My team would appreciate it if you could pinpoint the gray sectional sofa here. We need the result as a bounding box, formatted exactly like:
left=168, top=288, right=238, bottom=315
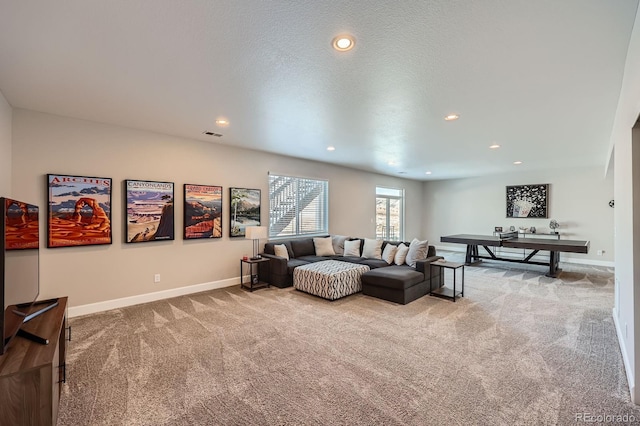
left=260, top=236, right=444, bottom=304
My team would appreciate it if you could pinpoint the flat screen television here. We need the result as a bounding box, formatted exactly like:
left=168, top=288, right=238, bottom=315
left=0, top=197, right=56, bottom=355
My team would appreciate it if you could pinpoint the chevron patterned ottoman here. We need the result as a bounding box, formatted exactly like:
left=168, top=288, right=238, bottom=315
left=293, top=260, right=370, bottom=300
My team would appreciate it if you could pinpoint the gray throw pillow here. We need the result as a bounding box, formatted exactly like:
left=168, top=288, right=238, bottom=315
left=332, top=235, right=349, bottom=255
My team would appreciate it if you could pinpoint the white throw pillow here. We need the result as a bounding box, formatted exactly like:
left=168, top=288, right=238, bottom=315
left=406, top=238, right=429, bottom=267
left=343, top=239, right=361, bottom=257
left=274, top=244, right=289, bottom=260
left=313, top=237, right=336, bottom=256
left=394, top=243, right=409, bottom=265
left=382, top=244, right=397, bottom=264
left=331, top=235, right=349, bottom=255
left=362, top=238, right=383, bottom=259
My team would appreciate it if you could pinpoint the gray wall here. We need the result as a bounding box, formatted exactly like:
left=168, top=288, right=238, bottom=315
left=0, top=90, right=11, bottom=196
left=423, top=167, right=614, bottom=264
left=611, top=1, right=640, bottom=404
left=11, top=109, right=424, bottom=309
left=610, top=4, right=640, bottom=404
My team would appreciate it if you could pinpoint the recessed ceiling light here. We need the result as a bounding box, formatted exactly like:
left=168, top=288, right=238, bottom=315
left=332, top=35, right=355, bottom=51
left=387, top=161, right=397, bottom=166
left=425, top=171, right=432, bottom=175
left=327, top=146, right=336, bottom=151
left=513, top=161, right=523, bottom=165
left=489, top=144, right=501, bottom=149
left=215, top=119, right=229, bottom=126
left=444, top=114, right=459, bottom=121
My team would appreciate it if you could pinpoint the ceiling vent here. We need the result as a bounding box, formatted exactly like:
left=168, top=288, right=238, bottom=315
left=203, top=131, right=223, bottom=137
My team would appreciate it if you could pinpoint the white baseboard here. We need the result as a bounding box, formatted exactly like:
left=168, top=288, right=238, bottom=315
left=435, top=245, right=615, bottom=267
left=612, top=307, right=635, bottom=403
left=68, top=276, right=243, bottom=318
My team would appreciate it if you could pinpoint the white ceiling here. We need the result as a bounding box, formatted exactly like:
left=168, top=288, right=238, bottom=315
left=0, top=1, right=637, bottom=180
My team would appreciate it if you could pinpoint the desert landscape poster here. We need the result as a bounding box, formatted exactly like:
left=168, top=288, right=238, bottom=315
left=125, top=180, right=174, bottom=243
left=4, top=198, right=39, bottom=250
left=184, top=184, right=222, bottom=239
left=47, top=174, right=112, bottom=248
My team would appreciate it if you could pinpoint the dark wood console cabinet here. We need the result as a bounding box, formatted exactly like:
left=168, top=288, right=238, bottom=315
left=0, top=296, right=68, bottom=426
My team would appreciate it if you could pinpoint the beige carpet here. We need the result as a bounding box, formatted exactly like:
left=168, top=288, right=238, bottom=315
left=58, top=255, right=640, bottom=425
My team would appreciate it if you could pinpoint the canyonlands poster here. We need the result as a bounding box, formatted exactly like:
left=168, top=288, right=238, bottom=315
left=126, top=180, right=174, bottom=243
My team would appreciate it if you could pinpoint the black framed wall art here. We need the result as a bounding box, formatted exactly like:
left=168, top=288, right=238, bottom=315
left=229, top=187, right=261, bottom=237
left=506, top=184, right=549, bottom=218
left=125, top=179, right=174, bottom=243
left=184, top=184, right=223, bottom=239
left=47, top=174, right=112, bottom=248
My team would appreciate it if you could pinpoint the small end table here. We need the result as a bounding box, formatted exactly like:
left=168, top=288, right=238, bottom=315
left=240, top=257, right=270, bottom=291
left=430, top=260, right=465, bottom=302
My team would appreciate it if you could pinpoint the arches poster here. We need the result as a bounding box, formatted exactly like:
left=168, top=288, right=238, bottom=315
left=47, top=174, right=112, bottom=247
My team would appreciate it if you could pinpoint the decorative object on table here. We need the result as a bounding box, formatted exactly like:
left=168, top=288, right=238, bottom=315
left=229, top=188, right=261, bottom=237
left=47, top=174, right=112, bottom=248
left=549, top=219, right=560, bottom=234
left=519, top=227, right=528, bottom=233
left=125, top=180, right=174, bottom=243
left=183, top=184, right=222, bottom=239
left=609, top=200, right=615, bottom=208
left=245, top=226, right=267, bottom=260
left=494, top=226, right=503, bottom=232
left=530, top=226, right=536, bottom=233
left=509, top=225, right=515, bottom=231
left=506, top=184, right=549, bottom=218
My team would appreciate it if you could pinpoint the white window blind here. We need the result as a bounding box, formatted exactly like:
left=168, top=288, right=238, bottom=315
left=269, top=174, right=328, bottom=238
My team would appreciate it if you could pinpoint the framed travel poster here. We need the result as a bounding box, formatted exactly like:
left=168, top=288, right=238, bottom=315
left=125, top=180, right=174, bottom=243
left=184, top=184, right=223, bottom=239
left=47, top=174, right=112, bottom=248
left=3, top=197, right=39, bottom=250
left=229, top=187, right=261, bottom=237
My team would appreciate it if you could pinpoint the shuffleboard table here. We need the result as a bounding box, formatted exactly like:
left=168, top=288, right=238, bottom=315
left=440, top=232, right=589, bottom=277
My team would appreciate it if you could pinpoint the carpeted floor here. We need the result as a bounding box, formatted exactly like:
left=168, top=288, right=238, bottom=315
left=58, top=254, right=640, bottom=425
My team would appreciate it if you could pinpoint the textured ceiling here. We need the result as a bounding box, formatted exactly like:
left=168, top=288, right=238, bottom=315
left=0, top=0, right=637, bottom=180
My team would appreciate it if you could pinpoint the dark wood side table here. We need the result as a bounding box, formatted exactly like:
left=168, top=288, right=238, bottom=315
left=240, top=258, right=270, bottom=291
left=430, top=260, right=465, bottom=302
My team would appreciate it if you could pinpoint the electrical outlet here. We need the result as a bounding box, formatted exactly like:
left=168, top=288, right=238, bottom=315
left=154, top=274, right=161, bottom=283
left=597, top=250, right=604, bottom=256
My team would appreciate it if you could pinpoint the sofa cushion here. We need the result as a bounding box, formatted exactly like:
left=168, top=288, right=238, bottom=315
left=332, top=235, right=349, bottom=255
left=344, top=239, right=361, bottom=257
left=362, top=238, right=383, bottom=259
left=274, top=244, right=290, bottom=260
left=406, top=238, right=429, bottom=267
left=362, top=265, right=424, bottom=290
left=313, top=236, right=335, bottom=256
left=291, top=238, right=315, bottom=257
left=297, top=255, right=331, bottom=263
left=359, top=258, right=391, bottom=269
left=287, top=259, right=311, bottom=275
left=337, top=256, right=366, bottom=264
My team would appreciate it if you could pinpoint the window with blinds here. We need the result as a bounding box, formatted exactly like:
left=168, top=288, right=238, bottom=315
left=269, top=174, right=328, bottom=238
